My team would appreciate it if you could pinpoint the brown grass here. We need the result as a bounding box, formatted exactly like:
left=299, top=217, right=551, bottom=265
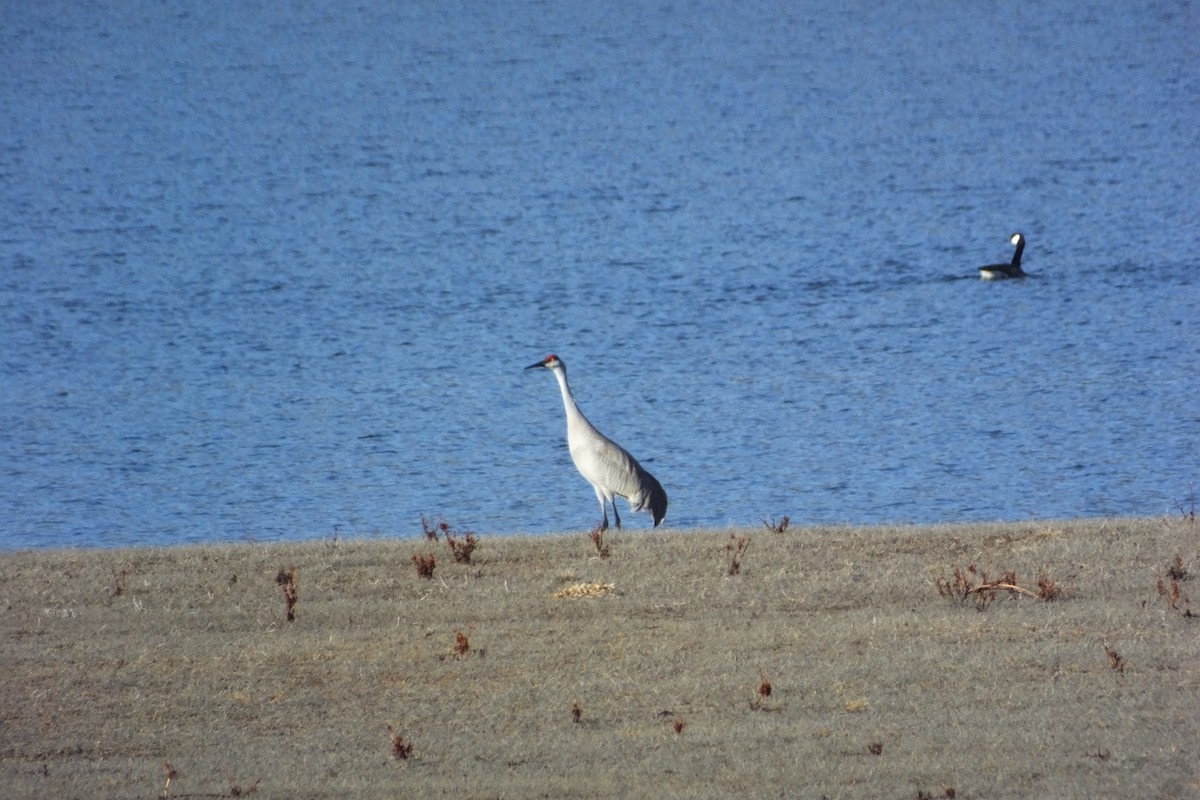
left=2, top=518, right=1197, bottom=799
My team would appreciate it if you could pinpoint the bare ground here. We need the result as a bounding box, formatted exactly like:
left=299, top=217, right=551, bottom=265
left=2, top=517, right=1198, bottom=799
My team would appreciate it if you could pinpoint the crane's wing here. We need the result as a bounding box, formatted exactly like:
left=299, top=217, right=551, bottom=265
left=571, top=434, right=668, bottom=526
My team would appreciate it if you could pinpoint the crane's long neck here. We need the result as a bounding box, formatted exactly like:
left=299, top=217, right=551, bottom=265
left=551, top=366, right=594, bottom=434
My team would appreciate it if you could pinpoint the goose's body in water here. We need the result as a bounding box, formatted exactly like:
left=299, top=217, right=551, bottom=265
left=979, top=233, right=1027, bottom=279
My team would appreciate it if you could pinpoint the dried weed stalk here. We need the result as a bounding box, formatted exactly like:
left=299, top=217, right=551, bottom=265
left=423, top=514, right=478, bottom=562
left=411, top=553, right=436, bottom=580
left=1174, top=482, right=1196, bottom=523
left=1166, top=554, right=1189, bottom=581
left=726, top=534, right=750, bottom=575
left=160, top=761, right=177, bottom=799
left=935, top=562, right=1060, bottom=611
left=1036, top=573, right=1068, bottom=601
left=420, top=513, right=447, bottom=541
left=750, top=668, right=773, bottom=710
left=571, top=701, right=583, bottom=723
left=917, top=788, right=957, bottom=800
left=1104, top=645, right=1126, bottom=675
left=935, top=562, right=978, bottom=601
left=763, top=515, right=790, bottom=534
left=453, top=629, right=470, bottom=659
left=110, top=566, right=128, bottom=597
left=673, top=718, right=686, bottom=734
left=386, top=724, right=414, bottom=759
left=445, top=528, right=478, bottom=564
left=1156, top=573, right=1195, bottom=618
left=229, top=777, right=260, bottom=796
left=275, top=566, right=298, bottom=622
left=587, top=526, right=611, bottom=558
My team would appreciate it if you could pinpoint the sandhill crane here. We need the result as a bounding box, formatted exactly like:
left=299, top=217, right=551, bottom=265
left=525, top=354, right=668, bottom=530
left=979, top=232, right=1027, bottom=279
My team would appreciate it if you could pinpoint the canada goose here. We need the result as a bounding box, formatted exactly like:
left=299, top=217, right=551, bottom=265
left=979, top=233, right=1027, bottom=279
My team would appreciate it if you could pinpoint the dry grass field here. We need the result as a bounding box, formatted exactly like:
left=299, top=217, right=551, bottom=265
left=2, top=517, right=1198, bottom=799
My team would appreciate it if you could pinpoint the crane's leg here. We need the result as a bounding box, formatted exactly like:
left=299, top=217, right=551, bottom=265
left=593, top=487, right=610, bottom=531
left=611, top=501, right=622, bottom=530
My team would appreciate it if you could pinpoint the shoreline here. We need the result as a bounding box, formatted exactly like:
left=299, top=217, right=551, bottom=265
left=3, top=517, right=1197, bottom=798
left=0, top=513, right=1155, bottom=555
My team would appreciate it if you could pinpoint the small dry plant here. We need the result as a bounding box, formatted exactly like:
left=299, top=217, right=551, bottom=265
left=1156, top=572, right=1194, bottom=618
left=935, top=562, right=1062, bottom=610
left=1104, top=645, right=1126, bottom=675
left=587, top=526, right=611, bottom=559
left=917, top=788, right=957, bottom=800
left=672, top=717, right=685, bottom=735
left=749, top=668, right=774, bottom=710
left=326, top=524, right=341, bottom=546
left=726, top=534, right=750, bottom=575
left=935, top=563, right=979, bottom=602
left=1173, top=482, right=1196, bottom=524
left=445, top=527, right=478, bottom=564
left=386, top=724, right=414, bottom=759
left=1166, top=554, right=1189, bottom=581
left=228, top=777, right=260, bottom=796
left=160, top=761, right=178, bottom=799
left=444, top=627, right=485, bottom=659
left=453, top=629, right=470, bottom=658
left=1036, top=572, right=1068, bottom=601
left=420, top=514, right=446, bottom=541
left=110, top=566, right=128, bottom=597
left=763, top=515, right=790, bottom=533
left=275, top=566, right=298, bottom=622
left=1156, top=554, right=1194, bottom=617
left=423, top=514, right=478, bottom=563
left=411, top=552, right=436, bottom=580
left=571, top=701, right=582, bottom=723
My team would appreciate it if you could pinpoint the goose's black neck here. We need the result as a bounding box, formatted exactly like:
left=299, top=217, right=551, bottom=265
left=1011, top=236, right=1025, bottom=267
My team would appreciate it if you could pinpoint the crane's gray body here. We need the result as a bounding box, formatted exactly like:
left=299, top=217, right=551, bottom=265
left=528, top=355, right=668, bottom=530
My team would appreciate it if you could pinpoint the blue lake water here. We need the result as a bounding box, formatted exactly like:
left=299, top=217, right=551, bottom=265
left=2, top=1, right=1197, bottom=549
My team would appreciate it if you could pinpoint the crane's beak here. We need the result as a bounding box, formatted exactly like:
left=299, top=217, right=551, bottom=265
left=525, top=359, right=547, bottom=371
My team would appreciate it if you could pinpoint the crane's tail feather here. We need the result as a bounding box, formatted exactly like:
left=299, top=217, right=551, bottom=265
left=631, top=464, right=668, bottom=527
left=648, top=476, right=668, bottom=526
